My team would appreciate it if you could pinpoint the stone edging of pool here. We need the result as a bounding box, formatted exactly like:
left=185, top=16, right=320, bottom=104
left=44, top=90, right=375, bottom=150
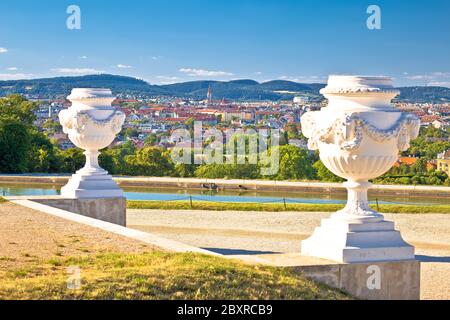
left=1, top=175, right=449, bottom=197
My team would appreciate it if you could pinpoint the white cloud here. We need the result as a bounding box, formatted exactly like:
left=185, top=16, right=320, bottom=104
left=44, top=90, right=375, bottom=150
left=6, top=67, right=18, bottom=71
left=0, top=47, right=7, bottom=53
left=79, top=55, right=88, bottom=59
left=404, top=75, right=426, bottom=80
left=255, top=71, right=262, bottom=75
left=403, top=72, right=450, bottom=87
left=431, top=72, right=450, bottom=77
left=116, top=64, right=132, bottom=69
left=51, top=68, right=104, bottom=74
left=279, top=75, right=326, bottom=83
left=179, top=68, right=234, bottom=77
left=157, top=75, right=179, bottom=80
left=0, top=73, right=33, bottom=80
left=156, top=75, right=180, bottom=84
left=429, top=81, right=450, bottom=88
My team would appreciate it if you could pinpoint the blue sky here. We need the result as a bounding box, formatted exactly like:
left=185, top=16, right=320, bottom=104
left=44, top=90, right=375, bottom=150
left=0, top=0, right=449, bottom=87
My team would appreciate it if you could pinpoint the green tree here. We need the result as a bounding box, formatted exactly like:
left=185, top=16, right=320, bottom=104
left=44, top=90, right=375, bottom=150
left=42, top=119, right=62, bottom=135
left=313, top=160, right=344, bottom=182
left=98, top=152, right=115, bottom=174
left=405, top=127, right=450, bottom=160
left=195, top=164, right=229, bottom=179
left=58, top=148, right=85, bottom=173
left=144, top=133, right=158, bottom=146
left=100, top=141, right=136, bottom=174
left=423, top=126, right=448, bottom=139
left=27, top=131, right=60, bottom=173
left=0, top=95, right=38, bottom=173
left=274, top=145, right=316, bottom=180
left=0, top=94, right=37, bottom=124
left=125, top=147, right=173, bottom=176
left=174, top=163, right=196, bottom=177
left=171, top=149, right=197, bottom=177
left=122, top=127, right=139, bottom=138
left=0, top=122, right=31, bottom=173
left=410, top=157, right=427, bottom=174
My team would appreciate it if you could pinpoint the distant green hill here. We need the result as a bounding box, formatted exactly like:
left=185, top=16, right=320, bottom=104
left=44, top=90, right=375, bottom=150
left=160, top=79, right=316, bottom=100
left=259, top=80, right=324, bottom=92
left=396, top=86, right=450, bottom=103
left=0, top=74, right=169, bottom=98
left=1, top=74, right=449, bottom=103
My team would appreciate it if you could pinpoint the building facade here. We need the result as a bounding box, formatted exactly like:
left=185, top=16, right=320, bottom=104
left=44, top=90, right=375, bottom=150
left=437, top=150, right=450, bottom=176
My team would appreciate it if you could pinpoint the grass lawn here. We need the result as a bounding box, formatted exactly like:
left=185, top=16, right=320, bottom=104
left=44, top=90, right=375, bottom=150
left=127, top=200, right=450, bottom=214
left=0, top=251, right=350, bottom=300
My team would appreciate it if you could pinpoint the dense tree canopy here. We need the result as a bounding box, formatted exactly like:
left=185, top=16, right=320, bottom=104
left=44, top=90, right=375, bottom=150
left=0, top=94, right=37, bottom=124
left=405, top=127, right=450, bottom=159
left=0, top=122, right=31, bottom=173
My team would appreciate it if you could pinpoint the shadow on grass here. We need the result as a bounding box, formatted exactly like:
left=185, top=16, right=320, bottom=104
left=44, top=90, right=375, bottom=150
left=415, top=255, right=450, bottom=263
left=203, top=248, right=281, bottom=256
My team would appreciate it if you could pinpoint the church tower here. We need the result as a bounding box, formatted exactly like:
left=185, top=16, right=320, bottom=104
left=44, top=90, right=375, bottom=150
left=207, top=85, right=212, bottom=105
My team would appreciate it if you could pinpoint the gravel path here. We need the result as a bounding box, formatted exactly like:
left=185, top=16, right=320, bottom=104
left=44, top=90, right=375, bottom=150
left=128, top=209, right=450, bottom=300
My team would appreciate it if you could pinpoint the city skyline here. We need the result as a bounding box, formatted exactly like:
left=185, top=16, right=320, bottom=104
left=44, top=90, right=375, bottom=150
left=0, top=0, right=449, bottom=87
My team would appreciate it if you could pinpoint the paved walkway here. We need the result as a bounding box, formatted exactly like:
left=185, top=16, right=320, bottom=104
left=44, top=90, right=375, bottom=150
left=128, top=209, right=450, bottom=300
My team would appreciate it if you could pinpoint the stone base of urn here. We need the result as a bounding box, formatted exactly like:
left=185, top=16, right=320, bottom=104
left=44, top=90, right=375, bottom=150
left=301, top=259, right=420, bottom=300
left=34, top=196, right=126, bottom=226
left=60, top=171, right=124, bottom=199
left=301, top=181, right=415, bottom=263
left=301, top=217, right=415, bottom=263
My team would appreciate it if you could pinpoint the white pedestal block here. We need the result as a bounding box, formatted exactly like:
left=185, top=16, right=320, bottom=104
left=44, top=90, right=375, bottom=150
left=61, top=172, right=123, bottom=199
left=301, top=217, right=415, bottom=263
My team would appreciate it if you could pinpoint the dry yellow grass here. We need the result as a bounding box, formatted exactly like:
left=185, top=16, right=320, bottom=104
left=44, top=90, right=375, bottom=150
left=0, top=252, right=350, bottom=300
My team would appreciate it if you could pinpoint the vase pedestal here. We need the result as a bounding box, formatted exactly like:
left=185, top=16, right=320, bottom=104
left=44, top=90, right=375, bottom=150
left=301, top=217, right=415, bottom=263
left=60, top=172, right=123, bottom=199
left=60, top=150, right=123, bottom=199
left=59, top=171, right=125, bottom=226
left=301, top=181, right=414, bottom=263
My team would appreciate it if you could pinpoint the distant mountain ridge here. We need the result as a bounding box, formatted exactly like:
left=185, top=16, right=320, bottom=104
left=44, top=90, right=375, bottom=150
left=0, top=74, right=169, bottom=98
left=1, top=74, right=449, bottom=103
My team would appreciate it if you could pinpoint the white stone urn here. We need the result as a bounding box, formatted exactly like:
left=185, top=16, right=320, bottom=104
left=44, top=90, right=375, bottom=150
left=301, top=76, right=420, bottom=263
left=58, top=88, right=125, bottom=198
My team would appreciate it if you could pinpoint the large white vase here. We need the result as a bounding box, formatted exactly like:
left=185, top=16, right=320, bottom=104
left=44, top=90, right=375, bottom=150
left=58, top=88, right=125, bottom=198
left=301, top=76, right=420, bottom=263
